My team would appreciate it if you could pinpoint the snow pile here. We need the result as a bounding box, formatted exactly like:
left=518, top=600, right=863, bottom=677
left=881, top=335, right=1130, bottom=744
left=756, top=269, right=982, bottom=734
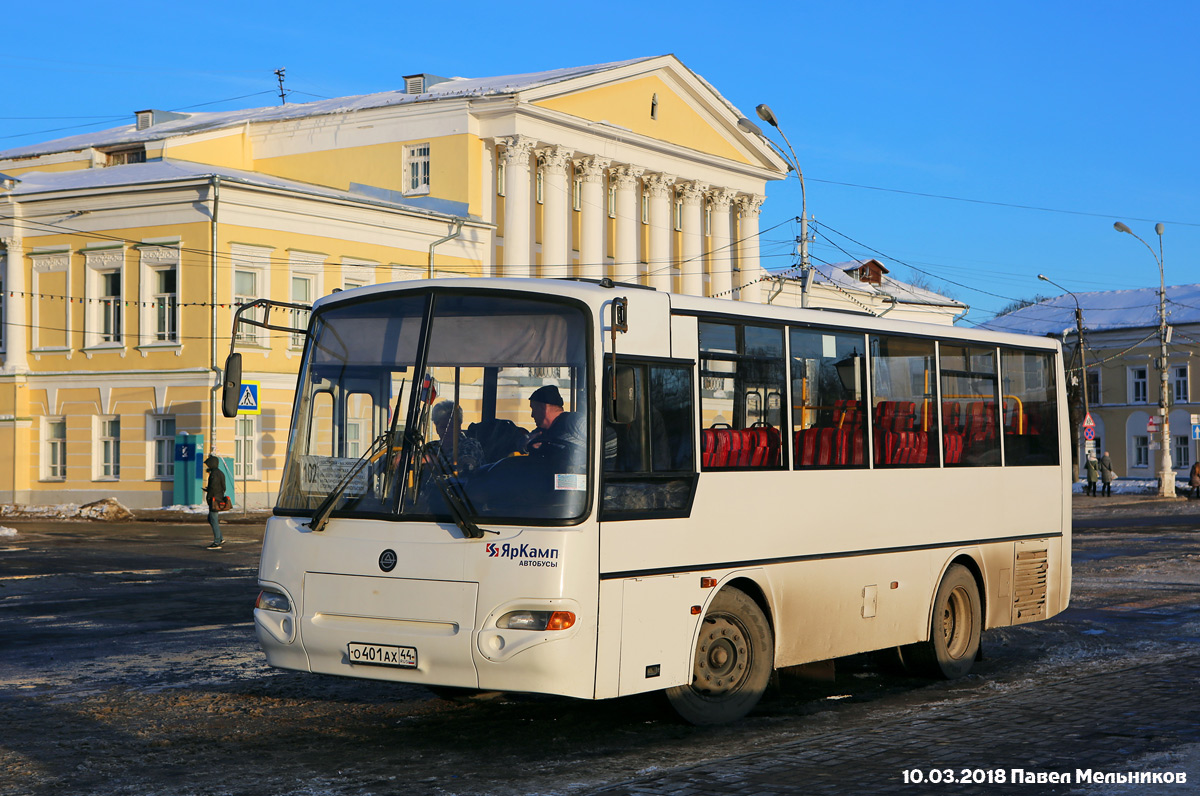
left=1072, top=478, right=1188, bottom=495
left=0, top=498, right=135, bottom=521
left=0, top=526, right=16, bottom=537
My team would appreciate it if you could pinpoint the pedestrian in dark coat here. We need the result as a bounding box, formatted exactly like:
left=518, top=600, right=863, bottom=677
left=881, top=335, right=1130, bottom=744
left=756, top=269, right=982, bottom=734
left=205, top=455, right=226, bottom=549
left=1189, top=461, right=1200, bottom=499
left=1099, top=451, right=1115, bottom=497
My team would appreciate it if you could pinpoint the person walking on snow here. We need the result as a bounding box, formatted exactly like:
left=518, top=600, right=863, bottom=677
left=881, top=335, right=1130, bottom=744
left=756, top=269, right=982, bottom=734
left=205, top=455, right=226, bottom=549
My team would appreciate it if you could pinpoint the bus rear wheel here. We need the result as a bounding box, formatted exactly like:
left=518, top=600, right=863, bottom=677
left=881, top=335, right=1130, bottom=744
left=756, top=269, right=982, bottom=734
left=903, top=563, right=981, bottom=679
left=666, top=587, right=773, bottom=725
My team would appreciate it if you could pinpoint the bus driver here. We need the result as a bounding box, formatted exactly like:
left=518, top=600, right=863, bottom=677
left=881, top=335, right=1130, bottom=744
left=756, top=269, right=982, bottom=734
left=526, top=385, right=585, bottom=464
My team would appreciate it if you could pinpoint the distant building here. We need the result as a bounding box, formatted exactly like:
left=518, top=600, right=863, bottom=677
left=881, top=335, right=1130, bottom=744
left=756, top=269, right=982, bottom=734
left=978, top=285, right=1200, bottom=480
left=0, top=56, right=961, bottom=508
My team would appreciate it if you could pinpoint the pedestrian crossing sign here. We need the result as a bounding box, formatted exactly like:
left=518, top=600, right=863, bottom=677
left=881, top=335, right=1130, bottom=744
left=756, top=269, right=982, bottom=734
left=238, top=381, right=260, bottom=415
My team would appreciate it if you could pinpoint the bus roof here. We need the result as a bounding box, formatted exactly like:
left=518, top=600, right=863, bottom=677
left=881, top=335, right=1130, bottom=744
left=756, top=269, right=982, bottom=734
left=314, top=278, right=1062, bottom=353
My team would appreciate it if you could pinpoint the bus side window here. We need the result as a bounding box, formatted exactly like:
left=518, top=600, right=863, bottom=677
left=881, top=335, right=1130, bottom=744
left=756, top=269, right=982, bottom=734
left=699, top=321, right=785, bottom=470
left=1000, top=348, right=1060, bottom=466
left=870, top=335, right=939, bottom=468
left=601, top=362, right=696, bottom=519
left=789, top=327, right=868, bottom=469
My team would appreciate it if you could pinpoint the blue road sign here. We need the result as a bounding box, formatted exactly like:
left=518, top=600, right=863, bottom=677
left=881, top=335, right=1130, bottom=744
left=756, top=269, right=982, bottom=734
left=1192, top=424, right=1200, bottom=441
left=238, top=381, right=260, bottom=415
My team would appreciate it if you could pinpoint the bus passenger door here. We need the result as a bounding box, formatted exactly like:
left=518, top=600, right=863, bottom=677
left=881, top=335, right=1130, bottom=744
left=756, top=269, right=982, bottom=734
left=618, top=574, right=696, bottom=696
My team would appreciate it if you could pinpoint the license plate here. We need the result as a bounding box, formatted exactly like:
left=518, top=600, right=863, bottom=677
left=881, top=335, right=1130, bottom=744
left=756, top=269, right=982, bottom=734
left=347, top=642, right=417, bottom=668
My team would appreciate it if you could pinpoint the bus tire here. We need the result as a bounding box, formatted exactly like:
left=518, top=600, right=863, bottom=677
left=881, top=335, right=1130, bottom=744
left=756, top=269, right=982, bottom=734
left=905, top=563, right=981, bottom=679
left=666, top=587, right=773, bottom=725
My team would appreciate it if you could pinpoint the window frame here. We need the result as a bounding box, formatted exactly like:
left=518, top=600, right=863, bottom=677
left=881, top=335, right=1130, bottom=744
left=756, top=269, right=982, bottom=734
left=42, top=417, right=67, bottom=481
left=235, top=414, right=260, bottom=481
left=1130, top=367, right=1149, bottom=404
left=83, top=246, right=125, bottom=349
left=231, top=244, right=273, bottom=347
left=600, top=356, right=698, bottom=521
left=1173, top=364, right=1189, bottom=404
left=404, top=142, right=431, bottom=196
left=95, top=415, right=121, bottom=480
left=150, top=415, right=176, bottom=480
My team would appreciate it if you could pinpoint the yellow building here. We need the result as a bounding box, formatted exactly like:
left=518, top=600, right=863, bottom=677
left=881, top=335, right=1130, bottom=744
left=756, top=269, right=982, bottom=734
left=0, top=55, right=806, bottom=508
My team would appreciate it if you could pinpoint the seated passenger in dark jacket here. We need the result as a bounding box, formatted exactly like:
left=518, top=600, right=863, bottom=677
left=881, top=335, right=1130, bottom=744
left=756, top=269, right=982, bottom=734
left=526, top=385, right=585, bottom=468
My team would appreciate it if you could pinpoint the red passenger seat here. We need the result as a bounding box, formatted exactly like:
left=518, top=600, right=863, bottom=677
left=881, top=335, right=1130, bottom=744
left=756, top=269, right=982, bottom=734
left=703, top=426, right=780, bottom=469
left=943, top=432, right=964, bottom=464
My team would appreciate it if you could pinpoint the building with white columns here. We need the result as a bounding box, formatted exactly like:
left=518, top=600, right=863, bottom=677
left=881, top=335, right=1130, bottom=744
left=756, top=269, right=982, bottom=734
left=0, top=55, right=963, bottom=509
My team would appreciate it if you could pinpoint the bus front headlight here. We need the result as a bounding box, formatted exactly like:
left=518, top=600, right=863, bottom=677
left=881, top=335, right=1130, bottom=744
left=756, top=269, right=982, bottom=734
left=496, top=610, right=576, bottom=631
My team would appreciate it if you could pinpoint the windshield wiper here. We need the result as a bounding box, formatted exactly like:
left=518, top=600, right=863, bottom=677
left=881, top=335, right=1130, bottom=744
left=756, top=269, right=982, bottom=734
left=424, top=448, right=494, bottom=539
left=305, top=431, right=391, bottom=533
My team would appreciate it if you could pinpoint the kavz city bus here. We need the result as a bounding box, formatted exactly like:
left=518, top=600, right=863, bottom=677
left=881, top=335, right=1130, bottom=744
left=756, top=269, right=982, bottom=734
left=224, top=277, right=1070, bottom=724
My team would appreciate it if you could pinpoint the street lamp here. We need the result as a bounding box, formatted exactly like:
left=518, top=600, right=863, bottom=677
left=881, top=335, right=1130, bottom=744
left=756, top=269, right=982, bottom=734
left=1114, top=221, right=1173, bottom=497
left=737, top=106, right=811, bottom=307
left=1038, top=274, right=1090, bottom=469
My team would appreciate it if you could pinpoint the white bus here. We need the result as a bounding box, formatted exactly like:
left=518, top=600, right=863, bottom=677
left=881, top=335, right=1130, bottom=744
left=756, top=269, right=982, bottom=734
left=227, top=277, right=1070, bottom=725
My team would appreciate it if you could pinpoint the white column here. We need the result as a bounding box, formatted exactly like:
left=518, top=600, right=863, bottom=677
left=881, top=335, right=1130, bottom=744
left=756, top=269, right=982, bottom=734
left=500, top=135, right=537, bottom=279
left=643, top=173, right=676, bottom=292
left=736, top=194, right=765, bottom=303
left=537, top=146, right=571, bottom=279
left=708, top=188, right=736, bottom=298
left=611, top=165, right=643, bottom=283
left=679, top=181, right=707, bottom=297
left=576, top=156, right=609, bottom=280
left=0, top=235, right=28, bottom=373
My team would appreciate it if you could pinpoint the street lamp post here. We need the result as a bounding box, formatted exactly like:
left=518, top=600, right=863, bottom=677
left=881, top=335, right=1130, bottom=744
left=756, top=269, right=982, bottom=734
left=1038, top=274, right=1089, bottom=470
left=1114, top=221, right=1173, bottom=497
left=737, top=107, right=810, bottom=307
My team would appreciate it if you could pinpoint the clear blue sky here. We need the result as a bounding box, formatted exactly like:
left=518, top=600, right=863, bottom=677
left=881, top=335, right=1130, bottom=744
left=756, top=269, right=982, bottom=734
left=3, top=0, right=1197, bottom=326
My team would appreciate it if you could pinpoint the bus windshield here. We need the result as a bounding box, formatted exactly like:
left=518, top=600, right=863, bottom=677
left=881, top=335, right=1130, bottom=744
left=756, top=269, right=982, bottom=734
left=276, top=290, right=591, bottom=524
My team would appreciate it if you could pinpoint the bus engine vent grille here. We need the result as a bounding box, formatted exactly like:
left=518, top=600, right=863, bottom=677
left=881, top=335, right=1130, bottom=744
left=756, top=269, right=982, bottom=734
left=1013, top=548, right=1048, bottom=624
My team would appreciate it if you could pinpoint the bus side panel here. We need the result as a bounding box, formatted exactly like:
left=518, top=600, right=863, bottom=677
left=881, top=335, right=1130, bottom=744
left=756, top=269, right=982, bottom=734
left=612, top=573, right=703, bottom=697
left=770, top=552, right=936, bottom=667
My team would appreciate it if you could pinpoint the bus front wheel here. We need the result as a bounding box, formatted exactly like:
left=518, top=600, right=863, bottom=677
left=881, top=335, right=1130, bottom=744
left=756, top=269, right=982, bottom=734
left=903, top=563, right=981, bottom=679
left=666, top=587, right=773, bottom=725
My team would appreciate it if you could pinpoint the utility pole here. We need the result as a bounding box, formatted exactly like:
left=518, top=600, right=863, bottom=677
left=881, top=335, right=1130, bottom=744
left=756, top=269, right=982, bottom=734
left=1114, top=221, right=1172, bottom=497
left=275, top=68, right=287, bottom=105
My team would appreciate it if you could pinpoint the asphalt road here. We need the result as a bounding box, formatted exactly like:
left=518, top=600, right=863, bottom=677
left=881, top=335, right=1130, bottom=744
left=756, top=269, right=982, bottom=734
left=1, top=499, right=1198, bottom=795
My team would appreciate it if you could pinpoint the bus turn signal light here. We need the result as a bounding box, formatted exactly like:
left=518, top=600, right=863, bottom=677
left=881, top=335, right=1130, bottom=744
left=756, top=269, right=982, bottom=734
left=700, top=577, right=717, bottom=588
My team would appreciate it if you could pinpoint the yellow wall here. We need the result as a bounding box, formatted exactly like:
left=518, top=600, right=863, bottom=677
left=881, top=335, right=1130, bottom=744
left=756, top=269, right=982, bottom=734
left=253, top=134, right=479, bottom=209
left=535, top=75, right=751, bottom=164
left=166, top=130, right=253, bottom=172
left=2, top=159, right=91, bottom=177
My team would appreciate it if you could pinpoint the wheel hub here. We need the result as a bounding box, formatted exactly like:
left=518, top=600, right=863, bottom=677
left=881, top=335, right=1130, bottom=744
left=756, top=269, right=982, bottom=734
left=694, top=616, right=748, bottom=694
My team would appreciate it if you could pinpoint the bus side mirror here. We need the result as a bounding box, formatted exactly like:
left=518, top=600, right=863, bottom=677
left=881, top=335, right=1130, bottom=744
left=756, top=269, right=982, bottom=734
left=221, top=353, right=243, bottom=418
left=608, top=365, right=636, bottom=424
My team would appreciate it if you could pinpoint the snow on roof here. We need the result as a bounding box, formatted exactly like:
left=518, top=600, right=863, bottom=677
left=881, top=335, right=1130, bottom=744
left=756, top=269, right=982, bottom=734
left=800, top=259, right=964, bottom=308
left=0, top=57, right=660, bottom=160
left=976, top=284, right=1200, bottom=337
left=7, top=158, right=464, bottom=219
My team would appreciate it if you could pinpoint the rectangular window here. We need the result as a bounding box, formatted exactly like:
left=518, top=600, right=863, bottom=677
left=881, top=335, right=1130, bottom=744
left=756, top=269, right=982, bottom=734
left=1131, top=367, right=1148, bottom=403
left=699, top=321, right=785, bottom=470
left=601, top=361, right=696, bottom=519
left=235, top=415, right=256, bottom=479
left=1175, top=435, right=1190, bottom=469
left=153, top=416, right=175, bottom=479
left=234, top=269, right=259, bottom=343
left=45, top=418, right=66, bottom=480
left=789, top=327, right=868, bottom=468
left=535, top=168, right=544, bottom=204
left=1000, top=349, right=1061, bottom=466
left=290, top=275, right=312, bottom=348
left=940, top=344, right=1000, bottom=467
left=100, top=271, right=122, bottom=343
left=1086, top=369, right=1100, bottom=406
left=673, top=196, right=683, bottom=231
left=405, top=143, right=430, bottom=194
left=1134, top=435, right=1149, bottom=467
left=1174, top=365, right=1189, bottom=404
left=870, top=335, right=939, bottom=467
left=153, top=268, right=178, bottom=342
left=640, top=191, right=649, bottom=224
left=607, top=183, right=616, bottom=218
left=98, top=416, right=120, bottom=479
